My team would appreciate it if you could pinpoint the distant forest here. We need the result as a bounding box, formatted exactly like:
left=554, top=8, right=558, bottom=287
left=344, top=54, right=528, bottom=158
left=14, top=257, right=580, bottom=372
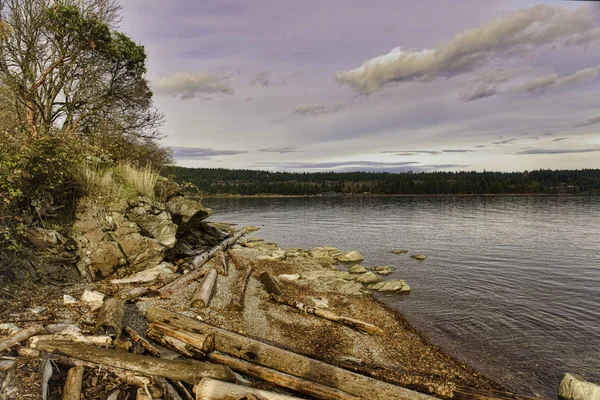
left=163, top=167, right=600, bottom=196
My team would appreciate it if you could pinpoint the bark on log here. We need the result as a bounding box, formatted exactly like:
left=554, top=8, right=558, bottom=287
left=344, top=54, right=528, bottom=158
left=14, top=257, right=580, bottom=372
left=148, top=322, right=215, bottom=353
left=226, top=250, right=244, bottom=271
left=124, top=326, right=162, bottom=357
left=0, top=325, right=44, bottom=352
left=62, top=365, right=84, bottom=400
left=209, top=352, right=361, bottom=400
left=259, top=272, right=283, bottom=296
left=34, top=341, right=236, bottom=385
left=94, top=298, right=124, bottom=338
left=155, top=377, right=185, bottom=400
left=194, top=378, right=303, bottom=400
left=191, top=268, right=218, bottom=309
left=159, top=268, right=208, bottom=299
left=228, top=253, right=252, bottom=311
left=214, top=249, right=228, bottom=276
left=146, top=329, right=206, bottom=359
left=125, top=287, right=159, bottom=303
left=30, top=334, right=112, bottom=348
left=146, top=307, right=434, bottom=400
left=269, top=294, right=383, bottom=335
left=192, top=229, right=247, bottom=269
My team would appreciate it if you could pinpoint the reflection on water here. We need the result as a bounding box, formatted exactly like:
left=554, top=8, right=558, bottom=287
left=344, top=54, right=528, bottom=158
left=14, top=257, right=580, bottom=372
left=203, top=196, right=600, bottom=397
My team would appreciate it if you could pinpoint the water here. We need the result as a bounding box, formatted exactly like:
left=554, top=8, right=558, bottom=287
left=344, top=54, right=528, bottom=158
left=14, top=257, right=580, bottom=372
left=202, top=196, right=600, bottom=397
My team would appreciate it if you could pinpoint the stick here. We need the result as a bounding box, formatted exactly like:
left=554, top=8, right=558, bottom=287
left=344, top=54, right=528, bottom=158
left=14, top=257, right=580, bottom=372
left=34, top=341, right=236, bottom=385
left=94, top=298, right=124, bottom=338
left=0, top=325, right=44, bottom=352
left=259, top=272, right=283, bottom=296
left=154, top=377, right=185, bottom=400
left=209, top=352, right=361, bottom=400
left=62, top=365, right=84, bottom=400
left=229, top=261, right=253, bottom=311
left=194, top=378, right=303, bottom=400
left=214, top=249, right=228, bottom=276
left=269, top=294, right=383, bottom=335
left=191, top=268, right=217, bottom=309
left=124, top=326, right=162, bottom=357
left=146, top=307, right=434, bottom=400
left=146, top=330, right=206, bottom=359
left=148, top=322, right=215, bottom=353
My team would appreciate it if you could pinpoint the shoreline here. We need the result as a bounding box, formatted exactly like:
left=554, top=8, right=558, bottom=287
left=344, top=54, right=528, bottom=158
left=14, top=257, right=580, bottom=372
left=196, top=193, right=583, bottom=199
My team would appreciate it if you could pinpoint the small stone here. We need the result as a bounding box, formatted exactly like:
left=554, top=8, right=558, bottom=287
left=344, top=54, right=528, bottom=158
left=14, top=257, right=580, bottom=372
left=81, top=290, right=105, bottom=304
left=244, top=225, right=261, bottom=232
left=368, top=280, right=411, bottom=293
left=63, top=294, right=77, bottom=305
left=336, top=250, right=364, bottom=263
left=410, top=254, right=427, bottom=260
left=559, top=373, right=600, bottom=400
left=369, top=266, right=395, bottom=275
left=356, top=271, right=381, bottom=284
left=348, top=265, right=368, bottom=274
left=29, top=306, right=47, bottom=314
left=391, top=250, right=409, bottom=254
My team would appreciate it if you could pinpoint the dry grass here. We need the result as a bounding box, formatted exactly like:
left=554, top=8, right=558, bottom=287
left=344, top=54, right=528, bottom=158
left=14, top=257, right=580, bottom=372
left=74, top=162, right=158, bottom=201
left=117, top=163, right=158, bottom=199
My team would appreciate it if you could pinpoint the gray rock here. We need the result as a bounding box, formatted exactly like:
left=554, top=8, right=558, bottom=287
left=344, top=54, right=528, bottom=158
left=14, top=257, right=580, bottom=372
left=165, top=196, right=211, bottom=224
left=127, top=212, right=178, bottom=248
left=367, top=280, right=411, bottom=293
left=118, top=233, right=166, bottom=273
left=154, top=176, right=182, bottom=201
left=391, top=249, right=409, bottom=254
left=410, top=254, right=427, bottom=260
left=369, top=266, right=395, bottom=275
left=89, top=242, right=127, bottom=278
left=348, top=265, right=368, bottom=274
left=559, top=373, right=600, bottom=400
left=336, top=250, right=364, bottom=263
left=355, top=271, right=381, bottom=284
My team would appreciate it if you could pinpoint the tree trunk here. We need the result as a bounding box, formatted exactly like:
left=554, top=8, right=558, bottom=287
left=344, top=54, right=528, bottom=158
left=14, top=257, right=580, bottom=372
left=192, top=228, right=247, bottom=269
left=215, top=249, right=228, bottom=276
left=194, top=378, right=303, bottom=400
left=94, top=298, right=124, bottom=338
left=159, top=268, right=208, bottom=299
left=229, top=263, right=253, bottom=311
left=146, top=330, right=206, bottom=359
left=269, top=294, right=383, bottom=335
left=0, top=325, right=44, bottom=352
left=145, top=307, right=434, bottom=400
left=191, top=268, right=218, bottom=309
left=125, top=287, right=159, bottom=303
left=148, top=322, right=215, bottom=353
left=259, top=272, right=283, bottom=296
left=62, top=365, right=85, bottom=400
left=209, top=352, right=361, bottom=400
left=124, top=326, right=162, bottom=357
left=34, top=341, right=236, bottom=385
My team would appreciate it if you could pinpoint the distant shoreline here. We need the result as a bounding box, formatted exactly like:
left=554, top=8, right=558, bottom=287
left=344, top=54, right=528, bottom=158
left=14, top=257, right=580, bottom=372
left=193, top=192, right=586, bottom=199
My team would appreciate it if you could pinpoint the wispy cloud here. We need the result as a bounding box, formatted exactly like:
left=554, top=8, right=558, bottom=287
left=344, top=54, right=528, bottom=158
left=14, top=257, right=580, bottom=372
left=492, top=139, right=517, bottom=145
left=552, top=137, right=568, bottom=142
left=516, top=148, right=600, bottom=155
left=250, top=71, right=271, bottom=87
left=157, top=72, right=235, bottom=100
left=574, top=112, right=600, bottom=127
left=383, top=149, right=473, bottom=155
left=459, top=68, right=516, bottom=101
left=172, top=147, right=248, bottom=160
left=255, top=160, right=419, bottom=170
left=336, top=5, right=599, bottom=93
left=257, top=146, right=301, bottom=154
left=511, top=67, right=598, bottom=94
left=291, top=103, right=345, bottom=116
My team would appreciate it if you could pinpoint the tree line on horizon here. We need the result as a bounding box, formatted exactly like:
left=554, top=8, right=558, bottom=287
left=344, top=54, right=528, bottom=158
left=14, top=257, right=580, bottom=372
left=164, top=167, right=600, bottom=196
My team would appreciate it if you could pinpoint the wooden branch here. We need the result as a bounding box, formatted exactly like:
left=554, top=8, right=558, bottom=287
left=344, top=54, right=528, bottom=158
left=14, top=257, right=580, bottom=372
left=125, top=287, right=159, bottom=303
left=194, top=378, right=303, bottom=400
left=145, top=307, right=434, bottom=400
left=191, top=268, right=217, bottom=309
left=259, top=272, right=283, bottom=296
left=192, top=228, right=248, bottom=269
left=94, top=298, right=124, bottom=338
left=226, top=250, right=244, bottom=270
left=159, top=268, right=208, bottom=299
left=62, top=365, right=84, bottom=400
left=209, top=352, right=361, bottom=400
left=269, top=295, right=383, bottom=335
left=0, top=325, right=44, bottom=352
left=154, top=377, right=184, bottom=400
left=34, top=341, right=236, bottom=385
left=229, top=262, right=253, bottom=311
left=214, top=249, right=228, bottom=276
left=146, top=330, right=206, bottom=359
left=124, top=326, right=161, bottom=357
left=148, top=323, right=215, bottom=354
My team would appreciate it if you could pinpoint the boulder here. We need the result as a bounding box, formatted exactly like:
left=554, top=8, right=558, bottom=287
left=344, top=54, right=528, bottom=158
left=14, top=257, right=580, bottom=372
left=127, top=213, right=178, bottom=248
left=118, top=233, right=166, bottom=272
left=367, top=280, right=411, bottom=293
left=355, top=271, right=381, bottom=284
left=391, top=250, right=409, bottom=254
left=348, top=265, right=368, bottom=274
left=154, top=176, right=183, bottom=201
left=88, top=242, right=127, bottom=278
left=369, top=266, right=395, bottom=275
left=410, top=254, right=427, bottom=260
left=336, top=250, right=364, bottom=263
left=110, top=262, right=176, bottom=284
left=165, top=196, right=211, bottom=224
left=559, top=373, right=600, bottom=400
left=175, top=221, right=228, bottom=251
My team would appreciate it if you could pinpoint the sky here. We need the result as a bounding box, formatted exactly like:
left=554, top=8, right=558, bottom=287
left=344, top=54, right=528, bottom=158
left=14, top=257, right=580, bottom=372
left=121, top=0, right=600, bottom=173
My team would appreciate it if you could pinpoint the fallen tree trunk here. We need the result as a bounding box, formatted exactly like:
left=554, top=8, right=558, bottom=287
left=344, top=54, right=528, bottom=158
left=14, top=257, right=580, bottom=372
left=229, top=263, right=252, bottom=311
left=269, top=294, right=383, bottom=335
left=192, top=228, right=247, bottom=269
left=194, top=378, right=303, bottom=400
left=191, top=268, right=218, bottom=309
left=145, top=307, right=434, bottom=400
left=124, top=326, right=162, bottom=357
left=0, top=325, right=44, bottom=352
left=259, top=272, right=283, bottom=296
left=94, top=298, right=124, bottom=338
left=159, top=267, right=208, bottom=299
left=146, top=329, right=206, bottom=359
left=34, top=341, right=236, bottom=385
left=214, top=249, right=228, bottom=276
left=62, top=365, right=84, bottom=400
left=30, top=334, right=112, bottom=348
left=125, top=287, right=159, bottom=303
left=209, top=352, right=361, bottom=400
left=148, top=322, right=215, bottom=353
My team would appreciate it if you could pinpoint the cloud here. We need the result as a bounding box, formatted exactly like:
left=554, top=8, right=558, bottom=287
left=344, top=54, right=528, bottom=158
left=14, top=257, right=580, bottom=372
left=255, top=160, right=419, bottom=170
left=257, top=146, right=301, bottom=153
left=516, top=148, right=600, bottom=155
left=574, top=112, right=600, bottom=127
left=172, top=147, right=248, bottom=160
left=552, top=137, right=568, bottom=142
left=291, top=103, right=344, bottom=116
left=492, top=138, right=517, bottom=145
left=382, top=149, right=473, bottom=155
left=250, top=71, right=271, bottom=87
left=511, top=67, right=598, bottom=94
left=157, top=72, right=235, bottom=99
left=336, top=5, right=600, bottom=93
left=460, top=85, right=499, bottom=102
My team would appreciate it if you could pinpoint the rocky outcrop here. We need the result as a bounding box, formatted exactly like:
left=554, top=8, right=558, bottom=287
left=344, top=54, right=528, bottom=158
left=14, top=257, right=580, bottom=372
left=559, top=373, right=600, bottom=400
left=126, top=212, right=177, bottom=248
left=336, top=250, right=364, bottom=263
left=87, top=242, right=127, bottom=278
left=348, top=265, right=368, bottom=274
left=367, top=280, right=411, bottom=293
left=369, top=266, right=395, bottom=275
left=117, top=233, right=166, bottom=273
left=355, top=271, right=381, bottom=284
left=24, top=227, right=77, bottom=265
left=166, top=196, right=211, bottom=225
left=154, top=176, right=183, bottom=201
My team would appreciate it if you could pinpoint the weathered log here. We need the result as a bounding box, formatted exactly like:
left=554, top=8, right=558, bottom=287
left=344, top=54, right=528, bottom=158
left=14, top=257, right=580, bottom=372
left=0, top=360, right=18, bottom=399
left=62, top=365, right=85, bottom=400
left=176, top=380, right=195, bottom=400
left=214, top=249, right=228, bottom=276
left=155, top=377, right=185, bottom=400
left=228, top=257, right=253, bottom=311
left=159, top=268, right=208, bottom=299
left=209, top=352, right=361, bottom=400
left=34, top=341, right=236, bottom=385
left=191, top=268, right=218, bottom=309
left=226, top=250, right=244, bottom=270
left=194, top=378, right=303, bottom=400
left=146, top=329, right=206, bottom=359
left=125, top=287, right=159, bottom=303
left=269, top=294, right=383, bottom=335
left=30, top=334, right=112, bottom=348
left=94, top=298, right=124, bottom=338
left=192, top=229, right=247, bottom=269
left=0, top=325, right=44, bottom=352
left=146, top=307, right=434, bottom=400
left=148, top=322, right=215, bottom=353
left=124, top=326, right=162, bottom=357
left=259, top=272, right=283, bottom=296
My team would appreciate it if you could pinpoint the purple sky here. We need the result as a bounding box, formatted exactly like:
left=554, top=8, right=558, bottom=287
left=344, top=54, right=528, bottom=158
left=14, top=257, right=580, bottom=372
left=121, top=0, right=600, bottom=172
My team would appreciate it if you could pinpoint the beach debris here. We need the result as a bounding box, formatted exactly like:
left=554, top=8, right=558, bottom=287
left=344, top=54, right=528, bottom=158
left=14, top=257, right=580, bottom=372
left=391, top=249, right=409, bottom=254
left=94, top=298, right=124, bottom=338
left=214, top=248, right=229, bottom=276
left=336, top=250, right=364, bottom=263
left=0, top=360, right=18, bottom=399
left=124, top=287, right=159, bottom=303
left=62, top=365, right=84, bottom=400
left=123, top=326, right=161, bottom=357
left=410, top=254, right=427, bottom=260
left=191, top=268, right=218, bottom=309
left=305, top=296, right=329, bottom=309
left=0, top=324, right=19, bottom=335
left=367, top=280, right=411, bottom=293
left=355, top=271, right=381, bottom=284
left=109, top=262, right=176, bottom=284
left=559, top=373, right=600, bottom=400
left=228, top=252, right=253, bottom=311
left=278, top=274, right=300, bottom=282
left=348, top=265, right=368, bottom=274
left=81, top=289, right=105, bottom=311
left=0, top=325, right=44, bottom=352
left=369, top=266, right=395, bottom=275
left=30, top=335, right=112, bottom=349
left=147, top=322, right=215, bottom=356
left=44, top=324, right=81, bottom=335
left=63, top=294, right=77, bottom=305
left=244, top=225, right=261, bottom=232
left=194, top=377, right=305, bottom=400
left=259, top=272, right=284, bottom=296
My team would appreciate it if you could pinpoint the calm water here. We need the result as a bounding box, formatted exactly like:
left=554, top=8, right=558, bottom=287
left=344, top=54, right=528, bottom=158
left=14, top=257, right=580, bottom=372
left=203, top=196, right=600, bottom=398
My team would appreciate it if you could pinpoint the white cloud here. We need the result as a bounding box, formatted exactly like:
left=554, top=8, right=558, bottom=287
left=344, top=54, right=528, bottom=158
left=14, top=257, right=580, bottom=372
left=511, top=67, right=598, bottom=94
left=574, top=112, right=600, bottom=127
left=292, top=103, right=345, bottom=116
left=157, top=72, right=235, bottom=100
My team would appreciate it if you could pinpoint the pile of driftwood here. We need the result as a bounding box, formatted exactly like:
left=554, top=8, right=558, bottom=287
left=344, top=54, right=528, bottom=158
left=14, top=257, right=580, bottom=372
left=0, top=229, right=434, bottom=399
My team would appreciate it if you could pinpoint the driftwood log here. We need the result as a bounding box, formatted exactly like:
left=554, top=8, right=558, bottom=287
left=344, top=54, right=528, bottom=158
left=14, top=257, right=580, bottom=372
left=209, top=352, right=361, bottom=400
left=34, top=341, right=236, bottom=385
left=94, top=298, right=124, bottom=338
left=192, top=228, right=247, bottom=269
left=146, top=330, right=206, bottom=359
left=148, top=322, right=215, bottom=353
left=125, top=287, right=159, bottom=302
left=214, top=249, right=228, bottom=276
left=259, top=272, right=283, bottom=296
left=0, top=325, right=44, bottom=352
left=155, top=377, right=185, bottom=400
left=124, top=326, right=162, bottom=357
left=146, top=307, right=434, bottom=400
left=228, top=253, right=253, bottom=311
left=191, top=268, right=218, bottom=309
left=194, top=378, right=303, bottom=400
left=269, top=294, right=383, bottom=335
left=159, top=267, right=208, bottom=299
left=62, top=365, right=84, bottom=400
